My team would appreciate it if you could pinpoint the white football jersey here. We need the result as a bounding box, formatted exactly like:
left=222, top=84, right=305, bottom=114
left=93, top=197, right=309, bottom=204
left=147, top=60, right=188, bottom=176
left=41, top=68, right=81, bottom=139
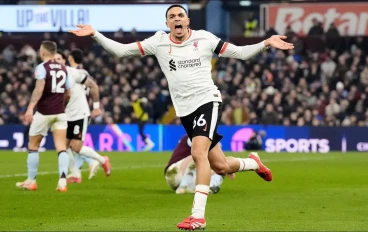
left=65, top=66, right=90, bottom=121
left=138, top=30, right=222, bottom=116
left=93, top=29, right=266, bottom=117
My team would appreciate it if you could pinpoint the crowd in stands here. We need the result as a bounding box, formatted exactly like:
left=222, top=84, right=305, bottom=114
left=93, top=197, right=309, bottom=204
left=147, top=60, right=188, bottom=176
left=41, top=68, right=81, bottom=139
left=1, top=26, right=368, bottom=127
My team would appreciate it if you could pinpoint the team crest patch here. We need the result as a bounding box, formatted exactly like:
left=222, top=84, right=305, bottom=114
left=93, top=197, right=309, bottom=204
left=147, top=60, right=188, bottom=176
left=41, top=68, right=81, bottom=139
left=193, top=41, right=199, bottom=51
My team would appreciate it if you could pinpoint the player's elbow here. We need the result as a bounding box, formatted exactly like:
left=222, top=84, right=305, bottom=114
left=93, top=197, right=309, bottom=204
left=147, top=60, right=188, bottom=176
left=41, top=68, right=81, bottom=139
left=90, top=80, right=99, bottom=90
left=110, top=49, right=126, bottom=58
left=64, top=90, right=71, bottom=102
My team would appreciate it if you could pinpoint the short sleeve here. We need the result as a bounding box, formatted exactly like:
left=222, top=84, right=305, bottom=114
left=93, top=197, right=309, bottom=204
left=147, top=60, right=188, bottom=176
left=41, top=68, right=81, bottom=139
left=65, top=73, right=71, bottom=90
left=34, top=64, right=47, bottom=80
left=138, top=31, right=165, bottom=56
left=202, top=30, right=229, bottom=56
left=76, top=69, right=89, bottom=84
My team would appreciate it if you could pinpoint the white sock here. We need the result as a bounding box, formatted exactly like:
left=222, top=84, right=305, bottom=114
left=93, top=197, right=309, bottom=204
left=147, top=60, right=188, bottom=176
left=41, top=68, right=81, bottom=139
left=191, top=185, right=209, bottom=219
left=79, top=146, right=105, bottom=164
left=236, top=158, right=259, bottom=171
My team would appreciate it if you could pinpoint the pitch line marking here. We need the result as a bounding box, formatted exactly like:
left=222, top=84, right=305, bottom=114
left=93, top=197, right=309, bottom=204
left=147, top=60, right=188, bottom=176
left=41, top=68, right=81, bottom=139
left=0, top=156, right=334, bottom=179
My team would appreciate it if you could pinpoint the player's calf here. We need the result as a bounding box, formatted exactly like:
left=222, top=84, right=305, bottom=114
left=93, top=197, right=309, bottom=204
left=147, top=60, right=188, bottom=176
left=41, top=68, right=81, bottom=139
left=72, top=143, right=111, bottom=177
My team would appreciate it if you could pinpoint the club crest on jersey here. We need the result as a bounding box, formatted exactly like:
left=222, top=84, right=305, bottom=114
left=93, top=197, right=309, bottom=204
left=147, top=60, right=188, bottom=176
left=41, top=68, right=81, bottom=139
left=193, top=41, right=199, bottom=51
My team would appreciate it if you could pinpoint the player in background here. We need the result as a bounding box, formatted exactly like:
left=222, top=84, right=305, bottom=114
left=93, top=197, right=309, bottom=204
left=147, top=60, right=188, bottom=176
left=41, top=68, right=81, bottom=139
left=165, top=134, right=229, bottom=194
left=69, top=4, right=293, bottom=230
left=131, top=91, right=155, bottom=151
left=54, top=49, right=112, bottom=183
left=16, top=41, right=70, bottom=192
left=54, top=51, right=97, bottom=176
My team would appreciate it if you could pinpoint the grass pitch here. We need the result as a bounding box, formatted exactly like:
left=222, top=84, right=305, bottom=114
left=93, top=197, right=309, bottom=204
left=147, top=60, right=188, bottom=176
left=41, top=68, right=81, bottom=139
left=0, top=151, right=367, bottom=231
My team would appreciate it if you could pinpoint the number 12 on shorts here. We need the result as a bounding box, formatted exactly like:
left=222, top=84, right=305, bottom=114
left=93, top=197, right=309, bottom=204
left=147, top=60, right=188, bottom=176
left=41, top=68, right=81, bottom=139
left=193, top=114, right=207, bottom=131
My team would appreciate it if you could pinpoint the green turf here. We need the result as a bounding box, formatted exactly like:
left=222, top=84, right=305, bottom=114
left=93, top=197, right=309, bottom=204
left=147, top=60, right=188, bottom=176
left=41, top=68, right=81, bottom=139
left=0, top=151, right=367, bottom=231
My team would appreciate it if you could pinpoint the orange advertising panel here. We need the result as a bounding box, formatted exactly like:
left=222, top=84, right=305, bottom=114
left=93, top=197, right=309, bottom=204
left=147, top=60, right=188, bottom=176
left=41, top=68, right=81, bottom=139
left=265, top=3, right=368, bottom=36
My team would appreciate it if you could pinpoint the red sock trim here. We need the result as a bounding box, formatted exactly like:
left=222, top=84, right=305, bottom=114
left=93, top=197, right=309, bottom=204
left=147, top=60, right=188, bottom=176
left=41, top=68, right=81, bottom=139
left=242, top=159, right=246, bottom=171
left=195, top=190, right=209, bottom=195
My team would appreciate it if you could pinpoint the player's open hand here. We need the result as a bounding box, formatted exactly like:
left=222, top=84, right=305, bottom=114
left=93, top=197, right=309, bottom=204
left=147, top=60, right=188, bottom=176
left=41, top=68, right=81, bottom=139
left=265, top=35, right=294, bottom=50
left=68, top=24, right=96, bottom=37
left=91, top=108, right=102, bottom=118
left=25, top=110, right=33, bottom=124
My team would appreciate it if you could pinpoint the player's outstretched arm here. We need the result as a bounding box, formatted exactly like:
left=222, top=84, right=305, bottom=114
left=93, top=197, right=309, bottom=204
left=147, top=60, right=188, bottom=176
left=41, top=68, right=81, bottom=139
left=25, top=79, right=45, bottom=123
left=220, top=35, right=294, bottom=60
left=69, top=24, right=141, bottom=57
left=84, top=78, right=101, bottom=117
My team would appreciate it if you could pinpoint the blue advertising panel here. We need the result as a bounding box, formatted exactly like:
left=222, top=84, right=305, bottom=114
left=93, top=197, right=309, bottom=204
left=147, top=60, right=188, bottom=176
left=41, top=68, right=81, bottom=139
left=84, top=124, right=160, bottom=152
left=0, top=124, right=367, bottom=152
left=309, top=127, right=368, bottom=152
left=0, top=4, right=188, bottom=32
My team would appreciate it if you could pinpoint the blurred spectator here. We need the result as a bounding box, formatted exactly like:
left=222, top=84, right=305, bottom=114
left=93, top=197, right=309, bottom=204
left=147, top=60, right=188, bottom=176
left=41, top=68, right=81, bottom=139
left=360, top=66, right=368, bottom=86
left=325, top=23, right=340, bottom=50
left=2, top=45, right=15, bottom=63
left=261, top=104, right=278, bottom=125
left=1, top=32, right=368, bottom=127
left=285, top=25, right=297, bottom=38
left=325, top=98, right=340, bottom=117
left=223, top=98, right=250, bottom=125
left=308, top=19, right=324, bottom=36
left=19, top=44, right=37, bottom=64
left=320, top=55, right=336, bottom=83
left=114, top=28, right=124, bottom=38
left=325, top=23, right=340, bottom=39
left=131, top=28, right=138, bottom=40
left=265, top=26, right=278, bottom=38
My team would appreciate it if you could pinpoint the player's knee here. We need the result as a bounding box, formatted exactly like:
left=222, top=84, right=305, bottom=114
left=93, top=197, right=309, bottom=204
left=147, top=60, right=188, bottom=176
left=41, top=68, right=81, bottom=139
left=28, top=139, right=41, bottom=151
left=70, top=140, right=83, bottom=153
left=191, top=148, right=208, bottom=163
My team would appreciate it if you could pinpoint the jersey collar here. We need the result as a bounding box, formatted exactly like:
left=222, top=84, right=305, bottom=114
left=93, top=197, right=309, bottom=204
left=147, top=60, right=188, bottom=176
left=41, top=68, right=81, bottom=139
left=169, top=29, right=192, bottom=44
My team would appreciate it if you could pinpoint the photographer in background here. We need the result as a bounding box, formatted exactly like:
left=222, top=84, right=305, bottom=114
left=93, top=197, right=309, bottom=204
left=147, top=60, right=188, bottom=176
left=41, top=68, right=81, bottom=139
left=244, top=130, right=266, bottom=151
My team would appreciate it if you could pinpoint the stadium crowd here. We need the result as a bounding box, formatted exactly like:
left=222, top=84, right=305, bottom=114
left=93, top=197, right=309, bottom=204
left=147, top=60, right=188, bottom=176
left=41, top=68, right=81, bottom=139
left=1, top=31, right=368, bottom=127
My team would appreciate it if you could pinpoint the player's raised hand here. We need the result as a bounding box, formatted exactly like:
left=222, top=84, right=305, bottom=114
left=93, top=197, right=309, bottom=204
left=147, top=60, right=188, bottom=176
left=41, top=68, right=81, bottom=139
left=265, top=35, right=294, bottom=50
left=91, top=108, right=102, bottom=118
left=25, top=110, right=33, bottom=124
left=68, top=24, right=95, bottom=37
